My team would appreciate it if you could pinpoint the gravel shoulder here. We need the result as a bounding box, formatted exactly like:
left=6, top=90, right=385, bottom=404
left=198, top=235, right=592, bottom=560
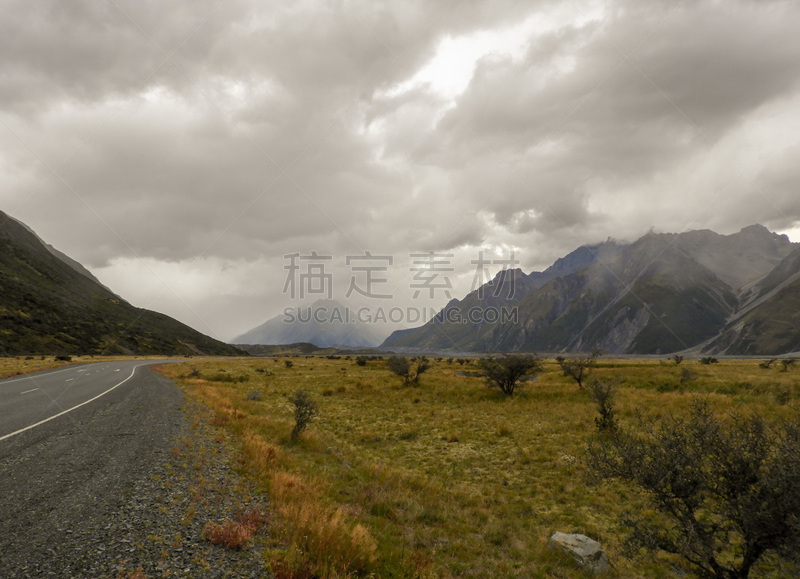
left=0, top=364, right=268, bottom=578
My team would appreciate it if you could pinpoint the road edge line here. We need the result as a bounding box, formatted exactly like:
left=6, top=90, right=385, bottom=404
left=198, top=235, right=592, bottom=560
left=0, top=364, right=145, bottom=442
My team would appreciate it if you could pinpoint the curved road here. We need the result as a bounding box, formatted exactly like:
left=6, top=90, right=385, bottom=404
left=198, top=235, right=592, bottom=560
left=0, top=360, right=186, bottom=577
left=0, top=360, right=169, bottom=441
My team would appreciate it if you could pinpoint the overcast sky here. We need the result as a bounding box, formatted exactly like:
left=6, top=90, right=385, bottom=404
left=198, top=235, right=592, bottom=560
left=3, top=0, right=800, bottom=342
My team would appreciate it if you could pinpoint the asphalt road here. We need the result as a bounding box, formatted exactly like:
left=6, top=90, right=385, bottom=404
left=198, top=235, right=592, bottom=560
left=0, top=360, right=186, bottom=577
left=0, top=360, right=167, bottom=441
left=0, top=359, right=268, bottom=577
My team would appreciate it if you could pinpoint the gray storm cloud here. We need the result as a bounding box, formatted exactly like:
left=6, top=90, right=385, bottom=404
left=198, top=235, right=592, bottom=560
left=2, top=0, right=800, bottom=339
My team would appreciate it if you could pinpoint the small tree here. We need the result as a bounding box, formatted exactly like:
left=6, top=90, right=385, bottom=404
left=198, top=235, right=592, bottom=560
left=477, top=354, right=540, bottom=396
left=289, top=390, right=318, bottom=441
left=386, top=356, right=430, bottom=386
left=587, top=400, right=800, bottom=578
left=699, top=356, right=719, bottom=365
left=673, top=354, right=684, bottom=365
left=556, top=350, right=598, bottom=389
left=781, top=358, right=796, bottom=372
left=588, top=378, right=617, bottom=432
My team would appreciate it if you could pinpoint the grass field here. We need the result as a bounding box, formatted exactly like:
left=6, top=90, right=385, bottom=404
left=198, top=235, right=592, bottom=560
left=0, top=355, right=82, bottom=379
left=153, top=356, right=800, bottom=578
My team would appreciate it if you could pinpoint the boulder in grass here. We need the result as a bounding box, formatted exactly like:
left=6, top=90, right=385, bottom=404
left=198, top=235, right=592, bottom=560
left=547, top=532, right=609, bottom=574
left=246, top=391, right=262, bottom=401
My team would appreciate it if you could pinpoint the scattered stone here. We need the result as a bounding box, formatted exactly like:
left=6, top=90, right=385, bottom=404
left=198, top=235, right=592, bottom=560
left=246, top=390, right=262, bottom=401
left=547, top=532, right=609, bottom=574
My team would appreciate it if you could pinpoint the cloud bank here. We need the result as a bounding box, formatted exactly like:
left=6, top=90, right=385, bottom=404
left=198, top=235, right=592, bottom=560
left=2, top=0, right=800, bottom=340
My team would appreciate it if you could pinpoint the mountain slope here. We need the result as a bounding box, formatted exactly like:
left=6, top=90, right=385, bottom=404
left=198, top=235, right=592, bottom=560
left=0, top=211, right=242, bottom=356
left=232, top=299, right=385, bottom=348
left=383, top=240, right=624, bottom=350
left=703, top=247, right=800, bottom=355
left=497, top=233, right=738, bottom=354
left=8, top=214, right=114, bottom=292
left=670, top=225, right=794, bottom=291
left=383, top=226, right=795, bottom=355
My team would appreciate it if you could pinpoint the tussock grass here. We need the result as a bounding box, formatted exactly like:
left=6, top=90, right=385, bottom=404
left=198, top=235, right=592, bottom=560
left=0, top=356, right=63, bottom=379
left=158, top=357, right=799, bottom=577
left=203, top=504, right=268, bottom=549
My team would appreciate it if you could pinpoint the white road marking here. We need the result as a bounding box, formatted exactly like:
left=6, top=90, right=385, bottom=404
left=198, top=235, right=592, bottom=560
left=65, top=378, right=74, bottom=382
left=0, top=364, right=145, bottom=442
left=20, top=388, right=39, bottom=395
left=0, top=366, right=81, bottom=386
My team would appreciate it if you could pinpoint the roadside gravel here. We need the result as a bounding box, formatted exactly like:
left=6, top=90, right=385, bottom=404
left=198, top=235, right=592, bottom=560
left=0, top=365, right=269, bottom=578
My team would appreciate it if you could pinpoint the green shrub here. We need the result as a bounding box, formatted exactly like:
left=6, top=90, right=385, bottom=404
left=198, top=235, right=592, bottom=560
left=589, top=379, right=617, bottom=432
left=289, top=390, right=318, bottom=441
left=588, top=400, right=800, bottom=578
left=386, top=356, right=430, bottom=386
left=477, top=355, right=540, bottom=397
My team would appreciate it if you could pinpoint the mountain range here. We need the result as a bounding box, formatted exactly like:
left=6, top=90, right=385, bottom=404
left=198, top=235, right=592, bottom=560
left=383, top=225, right=800, bottom=355
left=0, top=211, right=241, bottom=356
left=5, top=210, right=797, bottom=357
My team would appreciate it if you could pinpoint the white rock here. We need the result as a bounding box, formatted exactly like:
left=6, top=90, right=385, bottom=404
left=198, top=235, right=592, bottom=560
left=547, top=532, right=609, bottom=574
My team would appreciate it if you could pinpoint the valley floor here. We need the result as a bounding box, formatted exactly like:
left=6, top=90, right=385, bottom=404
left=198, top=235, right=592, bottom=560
left=156, top=355, right=800, bottom=578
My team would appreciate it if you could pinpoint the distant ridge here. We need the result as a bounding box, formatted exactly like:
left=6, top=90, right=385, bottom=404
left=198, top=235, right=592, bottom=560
left=0, top=211, right=243, bottom=356
left=235, top=342, right=325, bottom=356
left=383, top=225, right=799, bottom=355
left=232, top=299, right=385, bottom=348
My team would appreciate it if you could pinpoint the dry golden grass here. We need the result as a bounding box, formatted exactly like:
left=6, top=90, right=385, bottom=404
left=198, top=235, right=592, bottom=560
left=157, top=356, right=800, bottom=578
left=115, top=566, right=146, bottom=579
left=0, top=355, right=73, bottom=379
left=203, top=504, right=268, bottom=549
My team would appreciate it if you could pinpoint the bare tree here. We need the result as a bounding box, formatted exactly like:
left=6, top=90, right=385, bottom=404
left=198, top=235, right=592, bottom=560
left=556, top=350, right=599, bottom=389
left=587, top=399, right=800, bottom=578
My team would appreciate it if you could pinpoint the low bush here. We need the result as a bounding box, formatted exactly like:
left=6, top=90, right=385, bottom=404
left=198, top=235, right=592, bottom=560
left=289, top=390, right=318, bottom=441
left=203, top=504, right=268, bottom=549
left=386, top=356, right=430, bottom=386
left=587, top=399, right=800, bottom=578
left=477, top=354, right=540, bottom=396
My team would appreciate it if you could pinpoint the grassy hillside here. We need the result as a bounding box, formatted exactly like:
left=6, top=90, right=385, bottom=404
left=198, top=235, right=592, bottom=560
left=157, top=356, right=800, bottom=577
left=0, top=212, right=242, bottom=356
